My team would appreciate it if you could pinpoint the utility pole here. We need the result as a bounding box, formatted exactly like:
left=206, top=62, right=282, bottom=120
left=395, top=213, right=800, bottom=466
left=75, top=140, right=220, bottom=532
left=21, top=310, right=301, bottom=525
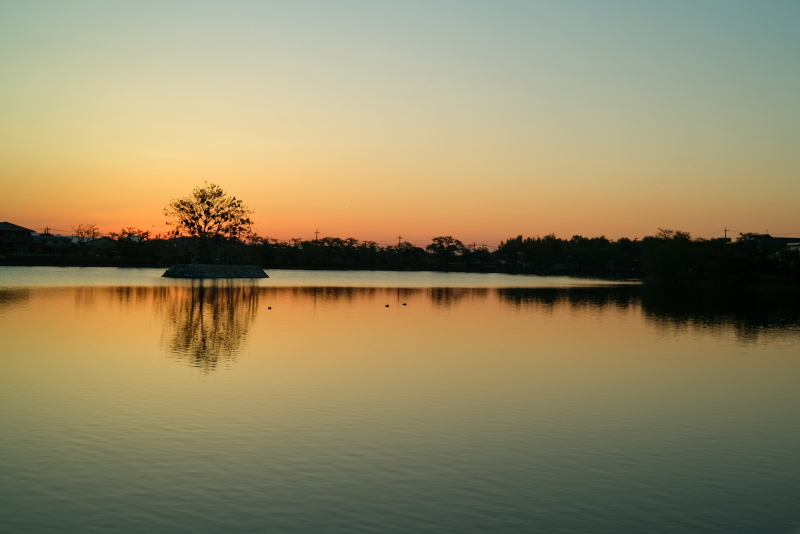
left=314, top=229, right=320, bottom=242
left=397, top=235, right=403, bottom=246
left=723, top=226, right=729, bottom=239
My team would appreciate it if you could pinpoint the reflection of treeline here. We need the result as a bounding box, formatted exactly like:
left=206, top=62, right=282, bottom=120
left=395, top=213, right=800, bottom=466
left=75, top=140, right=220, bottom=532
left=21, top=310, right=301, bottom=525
left=0, top=288, right=30, bottom=310
left=498, top=286, right=640, bottom=310
left=640, top=284, right=800, bottom=336
left=259, top=286, right=488, bottom=307
left=498, top=285, right=800, bottom=341
left=155, top=283, right=261, bottom=373
left=273, top=286, right=423, bottom=302
left=7, top=285, right=799, bottom=361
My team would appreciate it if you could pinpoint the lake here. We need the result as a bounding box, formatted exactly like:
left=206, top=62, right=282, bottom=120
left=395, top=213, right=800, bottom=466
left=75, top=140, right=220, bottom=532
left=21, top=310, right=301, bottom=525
left=1, top=267, right=799, bottom=533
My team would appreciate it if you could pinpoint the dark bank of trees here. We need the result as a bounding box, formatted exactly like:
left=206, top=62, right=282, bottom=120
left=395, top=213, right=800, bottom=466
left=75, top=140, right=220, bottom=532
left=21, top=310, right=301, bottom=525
left=494, top=234, right=641, bottom=274
left=40, top=232, right=476, bottom=271
left=8, top=227, right=799, bottom=286
left=494, top=230, right=800, bottom=285
left=6, top=184, right=797, bottom=285
left=255, top=236, right=428, bottom=269
left=35, top=228, right=638, bottom=275
left=639, top=229, right=800, bottom=285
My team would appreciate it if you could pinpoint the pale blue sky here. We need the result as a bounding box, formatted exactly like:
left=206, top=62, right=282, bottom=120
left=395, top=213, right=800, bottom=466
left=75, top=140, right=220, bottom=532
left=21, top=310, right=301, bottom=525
left=1, top=1, right=798, bottom=242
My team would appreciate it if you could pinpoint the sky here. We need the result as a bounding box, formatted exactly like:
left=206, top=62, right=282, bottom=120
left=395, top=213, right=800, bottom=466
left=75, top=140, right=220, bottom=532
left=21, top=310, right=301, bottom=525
left=1, top=1, right=798, bottom=247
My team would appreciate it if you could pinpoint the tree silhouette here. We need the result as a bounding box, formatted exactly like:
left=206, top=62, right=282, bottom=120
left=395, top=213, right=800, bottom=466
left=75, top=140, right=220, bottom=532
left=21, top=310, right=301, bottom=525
left=427, top=236, right=464, bottom=268
left=164, top=183, right=254, bottom=263
left=71, top=224, right=101, bottom=257
left=165, top=183, right=253, bottom=240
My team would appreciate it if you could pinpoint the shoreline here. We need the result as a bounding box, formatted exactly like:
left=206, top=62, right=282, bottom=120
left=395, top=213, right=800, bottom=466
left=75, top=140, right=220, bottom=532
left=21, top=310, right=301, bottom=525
left=0, top=257, right=640, bottom=280
left=2, top=260, right=797, bottom=290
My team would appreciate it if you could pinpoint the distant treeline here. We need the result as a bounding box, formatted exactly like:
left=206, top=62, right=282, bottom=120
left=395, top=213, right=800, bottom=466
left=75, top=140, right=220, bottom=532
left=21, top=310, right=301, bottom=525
left=495, top=230, right=800, bottom=284
left=4, top=227, right=799, bottom=285
left=638, top=229, right=799, bottom=285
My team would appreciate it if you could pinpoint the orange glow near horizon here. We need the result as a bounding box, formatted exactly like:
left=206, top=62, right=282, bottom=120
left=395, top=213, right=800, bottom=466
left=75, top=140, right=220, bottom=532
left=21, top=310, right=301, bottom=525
left=2, top=3, right=799, bottom=245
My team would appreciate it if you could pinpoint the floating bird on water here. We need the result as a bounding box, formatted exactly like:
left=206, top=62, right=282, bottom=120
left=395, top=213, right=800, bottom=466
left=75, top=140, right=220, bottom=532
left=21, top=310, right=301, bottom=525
left=385, top=304, right=389, bottom=307
left=268, top=307, right=272, bottom=310
left=402, top=303, right=407, bottom=306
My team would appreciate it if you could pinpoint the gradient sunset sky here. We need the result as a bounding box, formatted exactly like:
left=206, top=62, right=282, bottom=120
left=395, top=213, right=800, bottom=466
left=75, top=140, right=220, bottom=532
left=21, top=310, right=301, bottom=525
left=1, top=1, right=798, bottom=246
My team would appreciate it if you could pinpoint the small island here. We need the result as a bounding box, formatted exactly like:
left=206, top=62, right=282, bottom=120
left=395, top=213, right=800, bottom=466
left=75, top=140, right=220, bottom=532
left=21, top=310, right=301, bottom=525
left=160, top=183, right=267, bottom=279
left=162, top=264, right=268, bottom=279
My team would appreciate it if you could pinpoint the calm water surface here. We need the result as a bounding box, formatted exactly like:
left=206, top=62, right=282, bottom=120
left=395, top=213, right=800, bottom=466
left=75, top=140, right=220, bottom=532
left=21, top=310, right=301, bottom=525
left=1, top=267, right=799, bottom=533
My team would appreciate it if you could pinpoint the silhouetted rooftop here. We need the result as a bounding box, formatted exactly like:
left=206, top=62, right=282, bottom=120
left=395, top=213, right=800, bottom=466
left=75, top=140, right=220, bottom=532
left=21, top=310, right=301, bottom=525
left=755, top=234, right=800, bottom=246
left=0, top=222, right=35, bottom=233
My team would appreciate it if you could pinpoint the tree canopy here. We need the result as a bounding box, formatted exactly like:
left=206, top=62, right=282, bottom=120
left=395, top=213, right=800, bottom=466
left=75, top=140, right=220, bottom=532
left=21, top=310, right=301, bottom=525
left=164, top=183, right=253, bottom=240
left=426, top=236, right=465, bottom=268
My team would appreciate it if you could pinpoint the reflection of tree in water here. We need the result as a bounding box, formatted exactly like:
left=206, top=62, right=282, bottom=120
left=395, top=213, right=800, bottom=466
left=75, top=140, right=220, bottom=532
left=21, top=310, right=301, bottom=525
left=109, top=286, right=153, bottom=305
left=497, top=285, right=800, bottom=342
left=0, top=288, right=30, bottom=313
left=429, top=287, right=488, bottom=308
left=497, top=286, right=638, bottom=312
left=157, top=282, right=260, bottom=372
left=258, top=286, right=426, bottom=312
left=281, top=286, right=424, bottom=304
left=641, top=285, right=800, bottom=342
left=293, top=286, right=382, bottom=303
left=70, top=286, right=154, bottom=310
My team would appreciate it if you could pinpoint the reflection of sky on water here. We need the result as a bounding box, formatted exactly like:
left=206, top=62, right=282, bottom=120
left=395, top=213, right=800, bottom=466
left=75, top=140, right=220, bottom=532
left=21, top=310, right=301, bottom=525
left=2, top=276, right=800, bottom=533
left=149, top=284, right=799, bottom=371
left=0, top=266, right=639, bottom=288
left=3, top=284, right=799, bottom=374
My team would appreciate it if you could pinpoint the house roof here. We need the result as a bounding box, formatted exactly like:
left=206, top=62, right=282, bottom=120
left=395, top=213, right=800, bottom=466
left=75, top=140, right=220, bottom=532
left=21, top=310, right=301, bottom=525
left=34, top=234, right=72, bottom=242
left=0, top=222, right=35, bottom=233
left=755, top=234, right=800, bottom=246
